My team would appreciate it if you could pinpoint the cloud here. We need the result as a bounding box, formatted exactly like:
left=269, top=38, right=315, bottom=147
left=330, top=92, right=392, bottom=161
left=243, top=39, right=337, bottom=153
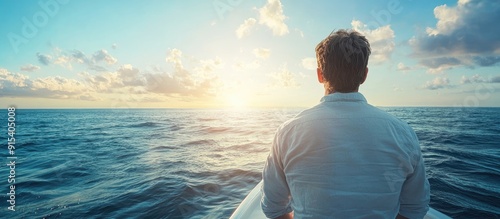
left=423, top=77, right=450, bottom=90
left=410, top=0, right=500, bottom=72
left=71, top=50, right=91, bottom=64
left=144, top=73, right=187, bottom=95
left=236, top=18, right=257, bottom=38
left=351, top=20, right=395, bottom=64
left=236, top=0, right=289, bottom=38
left=36, top=48, right=118, bottom=71
left=420, top=57, right=461, bottom=73
left=460, top=74, right=486, bottom=84
left=53, top=55, right=72, bottom=69
left=253, top=48, right=271, bottom=59
left=1, top=49, right=220, bottom=101
left=37, top=53, right=52, bottom=65
left=82, top=50, right=219, bottom=97
left=269, top=65, right=299, bottom=88
left=92, top=49, right=117, bottom=64
left=144, top=49, right=220, bottom=96
left=258, top=0, right=289, bottom=36
left=72, top=49, right=118, bottom=70
left=396, top=62, right=411, bottom=71
left=301, top=57, right=316, bottom=70
left=80, top=71, right=121, bottom=92
left=31, top=76, right=91, bottom=98
left=196, top=57, right=224, bottom=73
left=0, top=68, right=30, bottom=88
left=145, top=71, right=218, bottom=97
left=166, top=48, right=183, bottom=66
left=20, top=64, right=40, bottom=72
left=0, top=68, right=98, bottom=100
left=473, top=56, right=500, bottom=67
left=118, top=64, right=145, bottom=86
left=461, top=74, right=500, bottom=84
left=164, top=49, right=194, bottom=87
left=491, top=76, right=500, bottom=83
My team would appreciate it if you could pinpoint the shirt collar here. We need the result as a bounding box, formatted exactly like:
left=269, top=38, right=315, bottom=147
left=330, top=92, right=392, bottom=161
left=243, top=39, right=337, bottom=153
left=320, top=92, right=367, bottom=103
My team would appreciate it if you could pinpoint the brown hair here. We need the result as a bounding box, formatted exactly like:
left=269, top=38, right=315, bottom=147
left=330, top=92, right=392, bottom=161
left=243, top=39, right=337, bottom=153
left=315, top=29, right=371, bottom=93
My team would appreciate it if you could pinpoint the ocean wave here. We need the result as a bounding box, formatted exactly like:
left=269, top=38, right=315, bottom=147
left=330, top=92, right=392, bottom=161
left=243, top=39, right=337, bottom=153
left=183, top=139, right=218, bottom=147
left=131, top=121, right=163, bottom=128
left=199, top=126, right=232, bottom=133
left=4, top=108, right=499, bottom=218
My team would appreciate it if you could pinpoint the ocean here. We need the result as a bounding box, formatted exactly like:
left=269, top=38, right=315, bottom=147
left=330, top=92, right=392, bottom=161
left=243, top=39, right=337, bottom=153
left=1, top=107, right=499, bottom=218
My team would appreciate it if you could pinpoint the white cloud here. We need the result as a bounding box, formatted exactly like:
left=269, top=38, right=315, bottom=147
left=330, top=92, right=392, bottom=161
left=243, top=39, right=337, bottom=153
left=236, top=18, right=257, bottom=39
left=118, top=64, right=145, bottom=86
left=150, top=48, right=221, bottom=96
left=72, top=49, right=118, bottom=70
left=427, top=63, right=454, bottom=74
left=195, top=57, right=224, bottom=73
left=164, top=49, right=195, bottom=88
left=411, top=0, right=500, bottom=71
left=423, top=77, right=450, bottom=90
left=53, top=55, right=72, bottom=69
left=351, top=20, right=395, bottom=64
left=269, top=65, right=299, bottom=88
left=0, top=68, right=30, bottom=88
left=301, top=57, right=316, bottom=70
left=144, top=72, right=189, bottom=95
left=258, top=0, right=289, bottom=36
left=20, top=64, right=40, bottom=72
left=253, top=48, right=271, bottom=59
left=396, top=62, right=411, bottom=71
left=71, top=50, right=90, bottom=64
left=460, top=74, right=500, bottom=84
left=93, top=49, right=117, bottom=65
left=166, top=48, right=183, bottom=66
left=236, top=0, right=289, bottom=38
left=37, top=48, right=119, bottom=71
left=80, top=71, right=121, bottom=92
left=32, top=76, right=88, bottom=94
left=0, top=68, right=97, bottom=100
left=0, top=49, right=221, bottom=101
left=426, top=0, right=470, bottom=36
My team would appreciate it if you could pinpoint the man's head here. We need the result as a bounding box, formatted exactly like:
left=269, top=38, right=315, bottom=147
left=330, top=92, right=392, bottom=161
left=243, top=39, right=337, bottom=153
left=315, top=29, right=371, bottom=93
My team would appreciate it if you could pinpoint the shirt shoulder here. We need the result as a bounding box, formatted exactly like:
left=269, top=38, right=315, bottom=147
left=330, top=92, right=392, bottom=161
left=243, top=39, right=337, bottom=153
left=277, top=103, right=419, bottom=149
left=282, top=102, right=412, bottom=130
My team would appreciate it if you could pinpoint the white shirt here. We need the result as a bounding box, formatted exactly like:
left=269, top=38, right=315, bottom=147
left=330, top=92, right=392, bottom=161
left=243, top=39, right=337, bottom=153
left=261, top=92, right=430, bottom=219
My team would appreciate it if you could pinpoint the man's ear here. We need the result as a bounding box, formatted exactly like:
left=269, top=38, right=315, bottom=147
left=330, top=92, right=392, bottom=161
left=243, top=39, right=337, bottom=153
left=360, top=67, right=368, bottom=84
left=317, top=68, right=324, bottom=83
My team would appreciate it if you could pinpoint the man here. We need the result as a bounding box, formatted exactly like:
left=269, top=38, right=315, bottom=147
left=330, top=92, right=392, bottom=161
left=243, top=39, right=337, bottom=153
left=261, top=29, right=430, bottom=219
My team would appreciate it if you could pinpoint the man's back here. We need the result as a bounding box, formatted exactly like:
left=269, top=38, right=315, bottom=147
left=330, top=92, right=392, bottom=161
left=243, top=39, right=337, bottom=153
left=261, top=92, right=430, bottom=219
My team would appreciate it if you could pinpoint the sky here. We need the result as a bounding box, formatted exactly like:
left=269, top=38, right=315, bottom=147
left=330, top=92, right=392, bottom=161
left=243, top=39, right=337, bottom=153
left=1, top=0, right=499, bottom=108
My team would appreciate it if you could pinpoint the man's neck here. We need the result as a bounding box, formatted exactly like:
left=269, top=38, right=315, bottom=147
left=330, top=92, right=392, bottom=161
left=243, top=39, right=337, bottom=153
left=324, top=89, right=359, bottom=95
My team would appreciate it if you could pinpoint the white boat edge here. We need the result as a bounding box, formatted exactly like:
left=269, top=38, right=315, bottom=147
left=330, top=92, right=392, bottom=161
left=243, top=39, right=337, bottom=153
left=230, top=181, right=451, bottom=219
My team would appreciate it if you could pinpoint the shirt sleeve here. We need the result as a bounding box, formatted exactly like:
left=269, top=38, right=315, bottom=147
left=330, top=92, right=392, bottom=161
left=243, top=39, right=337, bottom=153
left=261, top=129, right=293, bottom=218
left=399, top=136, right=431, bottom=219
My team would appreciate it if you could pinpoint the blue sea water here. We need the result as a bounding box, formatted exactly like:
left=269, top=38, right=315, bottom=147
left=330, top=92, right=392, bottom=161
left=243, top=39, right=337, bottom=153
left=1, top=107, right=499, bottom=218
